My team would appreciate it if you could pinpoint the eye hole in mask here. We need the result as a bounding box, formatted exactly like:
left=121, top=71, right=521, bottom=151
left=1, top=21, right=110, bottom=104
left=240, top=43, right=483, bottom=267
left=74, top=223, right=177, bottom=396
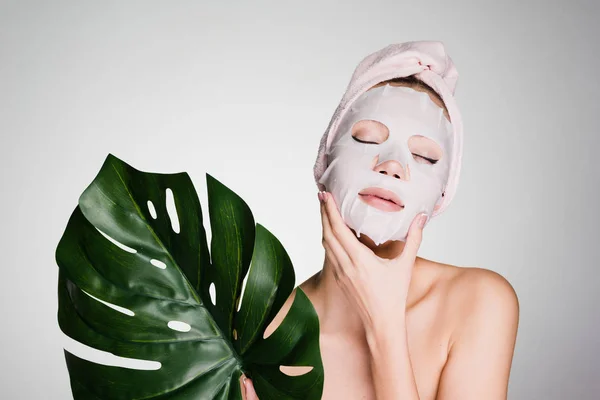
left=350, top=119, right=443, bottom=165
left=351, top=119, right=389, bottom=144
left=407, top=135, right=443, bottom=165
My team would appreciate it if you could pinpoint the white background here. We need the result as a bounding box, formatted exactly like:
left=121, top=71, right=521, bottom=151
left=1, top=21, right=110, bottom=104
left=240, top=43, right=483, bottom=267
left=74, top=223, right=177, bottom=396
left=1, top=0, right=598, bottom=398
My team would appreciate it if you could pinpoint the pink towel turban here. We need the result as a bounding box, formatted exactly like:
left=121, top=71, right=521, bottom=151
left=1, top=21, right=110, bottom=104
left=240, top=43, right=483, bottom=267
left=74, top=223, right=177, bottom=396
left=313, top=40, right=463, bottom=218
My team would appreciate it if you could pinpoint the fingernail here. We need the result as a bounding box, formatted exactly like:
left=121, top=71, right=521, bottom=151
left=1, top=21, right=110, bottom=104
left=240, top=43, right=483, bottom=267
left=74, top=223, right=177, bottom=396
left=322, top=192, right=328, bottom=203
left=418, top=213, right=428, bottom=228
left=317, top=191, right=323, bottom=203
left=243, top=376, right=247, bottom=384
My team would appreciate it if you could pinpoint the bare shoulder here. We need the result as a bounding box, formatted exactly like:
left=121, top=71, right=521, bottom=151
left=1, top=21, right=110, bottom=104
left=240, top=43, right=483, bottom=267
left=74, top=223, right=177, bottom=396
left=431, top=261, right=519, bottom=313
left=422, top=262, right=520, bottom=397
left=430, top=261, right=520, bottom=347
left=448, top=265, right=519, bottom=310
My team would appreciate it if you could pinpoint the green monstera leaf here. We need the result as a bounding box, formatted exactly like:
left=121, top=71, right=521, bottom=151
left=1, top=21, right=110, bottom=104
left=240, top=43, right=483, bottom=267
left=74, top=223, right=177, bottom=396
left=56, top=153, right=324, bottom=399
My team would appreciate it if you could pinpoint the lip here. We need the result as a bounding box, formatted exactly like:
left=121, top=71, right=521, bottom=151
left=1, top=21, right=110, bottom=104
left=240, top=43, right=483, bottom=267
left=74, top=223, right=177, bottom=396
left=358, top=187, right=404, bottom=212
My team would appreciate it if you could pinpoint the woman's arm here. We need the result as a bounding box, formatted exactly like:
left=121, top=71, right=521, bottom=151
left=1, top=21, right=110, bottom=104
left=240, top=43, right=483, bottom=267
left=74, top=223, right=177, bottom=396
left=319, top=190, right=426, bottom=399
left=365, top=268, right=519, bottom=400
left=366, top=316, right=421, bottom=399
left=436, top=268, right=519, bottom=399
left=367, top=269, right=519, bottom=400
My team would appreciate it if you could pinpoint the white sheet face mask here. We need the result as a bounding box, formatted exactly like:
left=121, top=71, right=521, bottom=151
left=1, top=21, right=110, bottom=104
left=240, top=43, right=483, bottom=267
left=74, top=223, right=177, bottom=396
left=319, top=84, right=453, bottom=245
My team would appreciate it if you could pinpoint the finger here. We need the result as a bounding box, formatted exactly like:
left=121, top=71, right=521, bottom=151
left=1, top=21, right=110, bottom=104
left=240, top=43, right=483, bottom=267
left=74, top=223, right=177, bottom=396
left=322, top=192, right=370, bottom=266
left=319, top=199, right=341, bottom=270
left=398, top=213, right=426, bottom=264
left=321, top=233, right=339, bottom=268
left=322, top=240, right=342, bottom=282
left=240, top=375, right=247, bottom=400
left=320, top=198, right=353, bottom=273
left=244, top=377, right=260, bottom=400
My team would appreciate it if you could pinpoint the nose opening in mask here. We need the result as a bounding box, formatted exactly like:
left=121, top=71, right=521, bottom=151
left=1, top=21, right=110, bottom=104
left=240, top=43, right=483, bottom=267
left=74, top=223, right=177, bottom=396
left=373, top=157, right=409, bottom=181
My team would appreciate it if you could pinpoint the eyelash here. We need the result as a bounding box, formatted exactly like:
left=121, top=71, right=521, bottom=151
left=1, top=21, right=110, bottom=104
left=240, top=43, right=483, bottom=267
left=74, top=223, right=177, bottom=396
left=352, top=136, right=439, bottom=165
left=415, top=155, right=438, bottom=165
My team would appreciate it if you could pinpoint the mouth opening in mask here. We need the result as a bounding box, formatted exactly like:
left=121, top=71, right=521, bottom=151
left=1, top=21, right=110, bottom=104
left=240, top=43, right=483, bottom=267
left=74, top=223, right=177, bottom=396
left=358, top=187, right=405, bottom=212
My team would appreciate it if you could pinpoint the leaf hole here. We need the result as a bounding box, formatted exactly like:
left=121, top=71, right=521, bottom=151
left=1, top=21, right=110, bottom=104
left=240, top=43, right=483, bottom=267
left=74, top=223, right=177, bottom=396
left=279, top=365, right=314, bottom=376
left=62, top=334, right=161, bottom=370
left=147, top=200, right=157, bottom=219
left=167, top=321, right=191, bottom=332
left=236, top=260, right=252, bottom=312
left=165, top=188, right=180, bottom=234
left=263, top=289, right=297, bottom=339
left=95, top=227, right=137, bottom=253
left=150, top=259, right=166, bottom=270
left=209, top=282, right=216, bottom=306
left=82, top=290, right=135, bottom=316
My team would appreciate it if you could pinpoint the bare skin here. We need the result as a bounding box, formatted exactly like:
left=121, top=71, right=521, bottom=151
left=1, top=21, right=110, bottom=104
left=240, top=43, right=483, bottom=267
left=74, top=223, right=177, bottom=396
left=243, top=256, right=519, bottom=399
left=241, top=81, right=520, bottom=399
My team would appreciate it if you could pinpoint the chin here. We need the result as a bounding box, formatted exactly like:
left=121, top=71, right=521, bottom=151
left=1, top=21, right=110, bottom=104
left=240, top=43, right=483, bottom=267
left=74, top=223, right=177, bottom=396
left=351, top=229, right=397, bottom=248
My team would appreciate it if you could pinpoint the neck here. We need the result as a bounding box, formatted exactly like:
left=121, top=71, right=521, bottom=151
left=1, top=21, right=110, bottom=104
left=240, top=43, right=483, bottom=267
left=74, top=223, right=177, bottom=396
left=311, top=230, right=420, bottom=338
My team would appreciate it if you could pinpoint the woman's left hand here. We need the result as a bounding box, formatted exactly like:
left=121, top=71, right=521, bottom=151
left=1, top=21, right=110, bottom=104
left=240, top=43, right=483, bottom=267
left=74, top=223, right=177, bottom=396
left=318, top=190, right=427, bottom=333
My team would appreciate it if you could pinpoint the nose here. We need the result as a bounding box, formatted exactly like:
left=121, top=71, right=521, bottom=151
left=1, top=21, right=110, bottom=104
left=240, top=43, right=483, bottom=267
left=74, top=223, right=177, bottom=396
left=372, top=155, right=409, bottom=181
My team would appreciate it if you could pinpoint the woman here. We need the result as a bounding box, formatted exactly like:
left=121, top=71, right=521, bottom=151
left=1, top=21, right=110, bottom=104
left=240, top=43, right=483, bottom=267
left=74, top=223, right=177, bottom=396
left=242, top=41, right=519, bottom=400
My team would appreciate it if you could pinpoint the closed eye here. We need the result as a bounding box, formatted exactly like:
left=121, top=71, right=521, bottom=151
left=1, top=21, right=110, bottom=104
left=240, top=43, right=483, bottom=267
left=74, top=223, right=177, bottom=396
left=352, top=136, right=379, bottom=145
left=408, top=135, right=443, bottom=166
left=413, top=154, right=438, bottom=165
left=354, top=136, right=438, bottom=164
